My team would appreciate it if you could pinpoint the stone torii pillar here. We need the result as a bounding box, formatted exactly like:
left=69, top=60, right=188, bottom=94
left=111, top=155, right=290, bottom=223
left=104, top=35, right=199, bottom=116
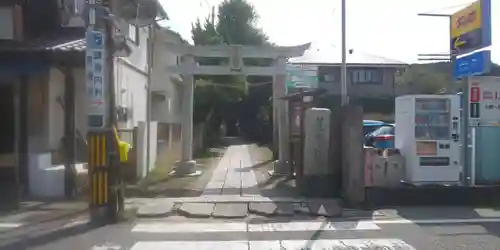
left=165, top=43, right=310, bottom=176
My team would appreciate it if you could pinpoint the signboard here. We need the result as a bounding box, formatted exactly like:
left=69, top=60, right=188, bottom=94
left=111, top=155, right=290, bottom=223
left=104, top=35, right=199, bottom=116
left=285, top=64, right=318, bottom=93
left=467, top=76, right=500, bottom=126
left=450, top=0, right=491, bottom=55
left=453, top=50, right=491, bottom=79
left=86, top=29, right=107, bottom=127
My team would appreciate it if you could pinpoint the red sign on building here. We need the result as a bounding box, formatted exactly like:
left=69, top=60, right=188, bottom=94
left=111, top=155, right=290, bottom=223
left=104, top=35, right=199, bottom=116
left=470, top=86, right=480, bottom=102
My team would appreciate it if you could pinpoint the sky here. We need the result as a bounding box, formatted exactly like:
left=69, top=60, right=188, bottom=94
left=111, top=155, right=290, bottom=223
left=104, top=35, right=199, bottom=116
left=158, top=0, right=500, bottom=64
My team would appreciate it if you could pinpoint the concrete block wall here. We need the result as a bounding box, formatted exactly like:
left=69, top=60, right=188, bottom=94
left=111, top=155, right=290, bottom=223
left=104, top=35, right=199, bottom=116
left=136, top=121, right=158, bottom=179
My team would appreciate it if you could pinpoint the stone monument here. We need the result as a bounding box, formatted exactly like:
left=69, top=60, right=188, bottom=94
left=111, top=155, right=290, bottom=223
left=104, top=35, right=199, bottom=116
left=302, top=108, right=333, bottom=197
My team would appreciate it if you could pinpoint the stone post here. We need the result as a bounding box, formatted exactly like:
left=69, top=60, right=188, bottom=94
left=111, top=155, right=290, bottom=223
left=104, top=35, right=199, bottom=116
left=341, top=105, right=365, bottom=205
left=272, top=57, right=291, bottom=175
left=301, top=108, right=333, bottom=197
left=174, top=55, right=200, bottom=176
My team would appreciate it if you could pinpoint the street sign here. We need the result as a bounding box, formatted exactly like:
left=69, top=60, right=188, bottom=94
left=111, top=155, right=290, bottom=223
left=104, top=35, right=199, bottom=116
left=86, top=28, right=107, bottom=127
left=285, top=64, right=318, bottom=93
left=450, top=0, right=491, bottom=55
left=467, top=76, right=500, bottom=126
left=453, top=50, right=491, bottom=79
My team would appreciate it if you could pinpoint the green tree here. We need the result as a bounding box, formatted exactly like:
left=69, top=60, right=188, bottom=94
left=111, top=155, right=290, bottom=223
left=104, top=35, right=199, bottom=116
left=400, top=63, right=451, bottom=94
left=190, top=0, right=272, bottom=139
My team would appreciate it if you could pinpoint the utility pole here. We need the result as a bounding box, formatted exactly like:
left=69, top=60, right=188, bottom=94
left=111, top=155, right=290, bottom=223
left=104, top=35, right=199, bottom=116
left=86, top=0, right=122, bottom=222
left=340, top=0, right=348, bottom=106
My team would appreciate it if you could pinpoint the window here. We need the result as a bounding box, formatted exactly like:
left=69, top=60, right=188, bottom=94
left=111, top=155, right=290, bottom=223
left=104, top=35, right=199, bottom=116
left=0, top=8, right=14, bottom=40
left=323, top=73, right=336, bottom=82
left=351, top=69, right=382, bottom=84
left=371, top=126, right=394, bottom=136
left=59, top=0, right=84, bottom=13
left=414, top=99, right=450, bottom=140
left=127, top=24, right=139, bottom=44
left=318, top=66, right=336, bottom=83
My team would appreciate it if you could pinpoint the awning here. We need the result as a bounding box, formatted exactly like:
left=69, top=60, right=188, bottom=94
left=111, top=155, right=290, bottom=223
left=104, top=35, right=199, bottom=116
left=0, top=58, right=50, bottom=74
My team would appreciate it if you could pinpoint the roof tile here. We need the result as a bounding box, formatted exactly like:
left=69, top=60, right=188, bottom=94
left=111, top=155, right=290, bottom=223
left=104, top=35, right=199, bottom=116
left=0, top=28, right=86, bottom=53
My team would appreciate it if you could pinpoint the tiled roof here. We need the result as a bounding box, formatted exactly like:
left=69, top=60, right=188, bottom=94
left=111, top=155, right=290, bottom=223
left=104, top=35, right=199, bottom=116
left=45, top=38, right=86, bottom=52
left=0, top=29, right=86, bottom=53
left=289, top=43, right=408, bottom=66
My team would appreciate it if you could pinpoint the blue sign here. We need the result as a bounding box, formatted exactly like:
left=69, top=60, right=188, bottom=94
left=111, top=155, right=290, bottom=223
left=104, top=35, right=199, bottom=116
left=87, top=30, right=104, bottom=49
left=453, top=50, right=491, bottom=79
left=86, top=28, right=107, bottom=127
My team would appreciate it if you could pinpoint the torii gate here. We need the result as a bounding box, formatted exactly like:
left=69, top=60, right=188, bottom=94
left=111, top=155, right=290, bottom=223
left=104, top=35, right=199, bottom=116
left=165, top=43, right=311, bottom=175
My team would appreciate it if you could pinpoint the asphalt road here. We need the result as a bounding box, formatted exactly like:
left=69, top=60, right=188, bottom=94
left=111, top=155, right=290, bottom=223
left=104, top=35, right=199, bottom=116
left=4, top=216, right=500, bottom=250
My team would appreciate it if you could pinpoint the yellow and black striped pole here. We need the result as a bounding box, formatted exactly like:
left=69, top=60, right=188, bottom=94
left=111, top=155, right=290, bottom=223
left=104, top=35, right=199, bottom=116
left=87, top=128, right=126, bottom=223
left=88, top=131, right=110, bottom=208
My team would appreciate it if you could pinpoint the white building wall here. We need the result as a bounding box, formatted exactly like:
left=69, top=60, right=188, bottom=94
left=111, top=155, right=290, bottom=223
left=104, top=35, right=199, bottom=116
left=118, top=22, right=149, bottom=72
left=113, top=20, right=150, bottom=129
left=150, top=28, right=184, bottom=124
left=114, top=59, right=148, bottom=128
left=113, top=21, right=157, bottom=176
left=47, top=67, right=86, bottom=152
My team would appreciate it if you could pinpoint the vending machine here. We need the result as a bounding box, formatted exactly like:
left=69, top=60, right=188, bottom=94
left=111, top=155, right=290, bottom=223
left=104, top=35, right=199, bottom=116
left=395, top=95, right=461, bottom=185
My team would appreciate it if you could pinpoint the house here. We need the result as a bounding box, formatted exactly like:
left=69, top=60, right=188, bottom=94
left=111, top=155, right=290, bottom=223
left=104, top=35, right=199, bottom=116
left=0, top=0, right=168, bottom=202
left=289, top=44, right=409, bottom=99
left=150, top=27, right=185, bottom=168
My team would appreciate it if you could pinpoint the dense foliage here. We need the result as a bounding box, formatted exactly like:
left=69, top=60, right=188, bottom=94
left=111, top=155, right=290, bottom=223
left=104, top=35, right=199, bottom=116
left=191, top=0, right=273, bottom=141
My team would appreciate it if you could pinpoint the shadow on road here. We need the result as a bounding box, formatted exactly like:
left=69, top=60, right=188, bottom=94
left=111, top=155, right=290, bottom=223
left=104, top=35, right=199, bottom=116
left=0, top=219, right=108, bottom=250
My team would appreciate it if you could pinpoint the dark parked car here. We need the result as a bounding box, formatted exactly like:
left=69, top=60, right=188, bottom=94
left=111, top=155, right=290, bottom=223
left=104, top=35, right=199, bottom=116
left=363, top=120, right=386, bottom=136
left=365, top=124, right=395, bottom=149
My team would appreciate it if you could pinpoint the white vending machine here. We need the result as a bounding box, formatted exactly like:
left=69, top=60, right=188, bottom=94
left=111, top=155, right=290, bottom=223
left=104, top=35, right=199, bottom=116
left=395, top=95, right=461, bottom=185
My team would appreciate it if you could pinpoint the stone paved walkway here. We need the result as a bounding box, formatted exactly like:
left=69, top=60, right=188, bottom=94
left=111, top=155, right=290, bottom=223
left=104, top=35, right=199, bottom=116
left=135, top=143, right=343, bottom=219
left=202, top=145, right=259, bottom=196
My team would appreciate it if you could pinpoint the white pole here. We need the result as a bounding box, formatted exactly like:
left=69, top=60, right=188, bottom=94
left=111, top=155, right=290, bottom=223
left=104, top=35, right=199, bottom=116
left=88, top=0, right=95, bottom=26
left=340, top=0, right=348, bottom=106
left=470, top=127, right=476, bottom=186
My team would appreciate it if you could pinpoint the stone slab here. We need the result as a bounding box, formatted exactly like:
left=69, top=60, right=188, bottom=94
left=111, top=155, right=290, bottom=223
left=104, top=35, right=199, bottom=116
left=178, top=203, right=215, bottom=218
left=299, top=175, right=336, bottom=198
left=274, top=202, right=295, bottom=216
left=212, top=203, right=248, bottom=218
left=307, top=200, right=342, bottom=217
left=137, top=201, right=174, bottom=218
left=293, top=202, right=311, bottom=214
left=248, top=202, right=295, bottom=216
left=248, top=202, right=277, bottom=216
